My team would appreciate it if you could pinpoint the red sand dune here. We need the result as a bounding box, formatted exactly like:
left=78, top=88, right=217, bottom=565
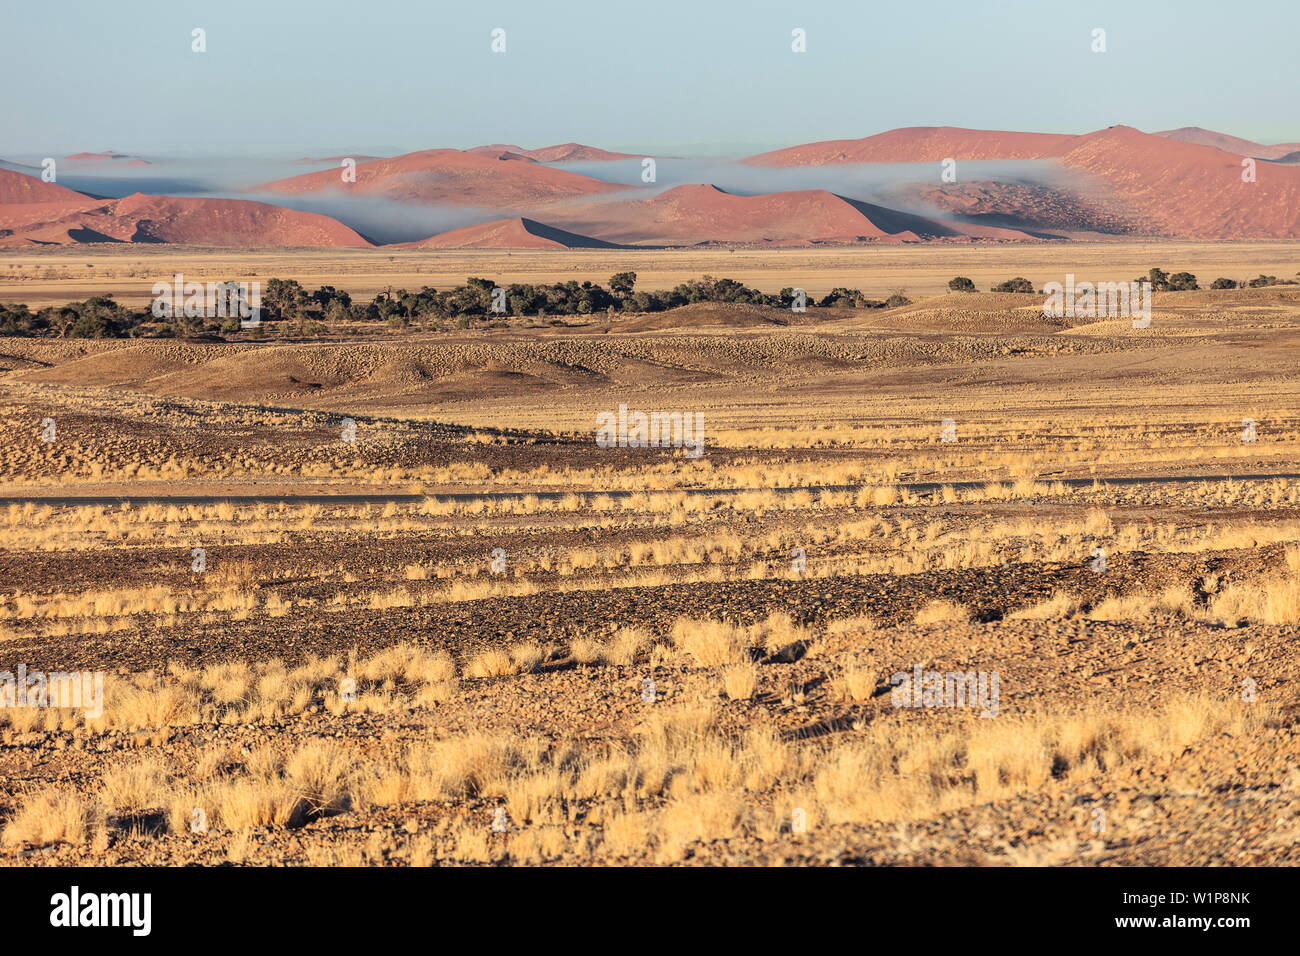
left=0, top=168, right=93, bottom=204
left=516, top=143, right=640, bottom=162
left=295, top=155, right=385, bottom=164
left=466, top=144, right=528, bottom=156
left=903, top=181, right=1140, bottom=237
left=747, top=124, right=1300, bottom=239
left=465, top=143, right=637, bottom=162
left=745, top=126, right=1074, bottom=166
left=544, top=185, right=898, bottom=245
left=18, top=126, right=1294, bottom=244
left=1155, top=128, right=1300, bottom=161
left=0, top=178, right=370, bottom=247
left=255, top=149, right=627, bottom=207
left=398, top=216, right=625, bottom=249
left=64, top=151, right=150, bottom=166
left=1047, top=125, right=1300, bottom=239
left=108, top=194, right=370, bottom=246
left=542, top=184, right=1034, bottom=246
left=0, top=202, right=112, bottom=246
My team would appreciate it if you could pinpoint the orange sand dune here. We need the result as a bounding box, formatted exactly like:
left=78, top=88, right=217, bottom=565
left=398, top=216, right=624, bottom=249
left=255, top=149, right=629, bottom=207
left=544, top=185, right=898, bottom=245
left=517, top=143, right=640, bottom=162
left=0, top=200, right=110, bottom=240
left=745, top=126, right=1074, bottom=166
left=109, top=194, right=371, bottom=246
left=294, top=155, right=385, bottom=164
left=0, top=168, right=93, bottom=204
left=1155, top=127, right=1300, bottom=161
left=747, top=124, right=1300, bottom=239
left=1048, top=126, right=1300, bottom=239
left=0, top=181, right=370, bottom=247
left=466, top=144, right=528, bottom=155
left=465, top=143, right=637, bottom=162
left=543, top=184, right=1035, bottom=246
left=64, top=151, right=150, bottom=166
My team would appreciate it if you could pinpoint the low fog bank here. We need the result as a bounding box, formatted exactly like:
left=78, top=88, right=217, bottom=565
left=8, top=157, right=336, bottom=200
left=549, top=157, right=1074, bottom=199
left=241, top=192, right=509, bottom=244
left=4, top=151, right=1089, bottom=243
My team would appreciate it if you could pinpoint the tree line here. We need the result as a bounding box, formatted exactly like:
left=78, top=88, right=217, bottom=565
left=3, top=267, right=1292, bottom=339
left=0, top=273, right=912, bottom=338
left=948, top=268, right=1299, bottom=295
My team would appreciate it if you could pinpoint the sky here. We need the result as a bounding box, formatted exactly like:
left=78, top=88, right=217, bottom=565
left=3, top=0, right=1298, bottom=157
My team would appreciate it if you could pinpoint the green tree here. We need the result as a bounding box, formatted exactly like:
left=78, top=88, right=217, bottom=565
left=948, top=276, right=976, bottom=292
left=264, top=278, right=307, bottom=319
left=1145, top=267, right=1171, bottom=291
left=609, top=272, right=637, bottom=299
left=884, top=288, right=912, bottom=308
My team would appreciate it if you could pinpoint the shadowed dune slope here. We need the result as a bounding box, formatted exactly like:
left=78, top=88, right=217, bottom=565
left=399, top=217, right=626, bottom=250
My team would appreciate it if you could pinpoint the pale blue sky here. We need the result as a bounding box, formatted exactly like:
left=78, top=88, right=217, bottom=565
left=3, top=0, right=1297, bottom=157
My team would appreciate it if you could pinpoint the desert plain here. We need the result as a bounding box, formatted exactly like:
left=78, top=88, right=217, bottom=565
left=2, top=241, right=1299, bottom=866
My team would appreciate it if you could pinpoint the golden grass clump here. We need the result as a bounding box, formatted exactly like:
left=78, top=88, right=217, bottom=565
left=0, top=642, right=465, bottom=736
left=2, top=790, right=90, bottom=846
left=1008, top=591, right=1079, bottom=620
left=569, top=638, right=604, bottom=665
left=913, top=599, right=972, bottom=625
left=464, top=649, right=514, bottom=679
left=721, top=661, right=759, bottom=700
left=1207, top=571, right=1300, bottom=626
left=833, top=663, right=876, bottom=702
left=284, top=739, right=354, bottom=816
left=604, top=627, right=647, bottom=665
left=212, top=778, right=309, bottom=830
left=100, top=757, right=169, bottom=814
left=509, top=643, right=545, bottom=672
left=670, top=617, right=749, bottom=667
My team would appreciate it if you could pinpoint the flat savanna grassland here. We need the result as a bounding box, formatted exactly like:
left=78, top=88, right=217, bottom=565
left=2, top=239, right=1299, bottom=307
left=1, top=243, right=1299, bottom=866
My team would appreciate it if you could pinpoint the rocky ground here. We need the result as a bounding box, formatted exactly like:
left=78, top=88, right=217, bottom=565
left=2, top=288, right=1299, bottom=866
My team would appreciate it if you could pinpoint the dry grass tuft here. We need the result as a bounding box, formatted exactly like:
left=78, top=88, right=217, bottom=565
left=913, top=599, right=972, bottom=625
left=3, top=790, right=90, bottom=846
left=721, top=661, right=759, bottom=700
left=100, top=757, right=169, bottom=814
left=834, top=663, right=877, bottom=702
left=670, top=617, right=748, bottom=667
left=464, top=649, right=514, bottom=679
left=1008, top=591, right=1079, bottom=620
